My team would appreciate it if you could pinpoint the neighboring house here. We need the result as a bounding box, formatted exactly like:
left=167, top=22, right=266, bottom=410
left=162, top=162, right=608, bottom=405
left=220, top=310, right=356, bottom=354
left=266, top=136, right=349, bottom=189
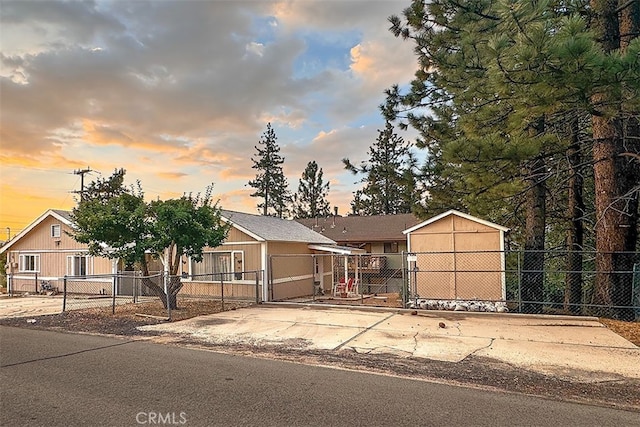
left=403, top=209, right=510, bottom=301
left=296, top=213, right=420, bottom=268
left=296, top=213, right=421, bottom=254
left=0, top=209, right=114, bottom=293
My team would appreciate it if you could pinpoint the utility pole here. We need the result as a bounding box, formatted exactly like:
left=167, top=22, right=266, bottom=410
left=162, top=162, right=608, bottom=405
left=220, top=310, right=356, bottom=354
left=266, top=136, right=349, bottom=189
left=73, top=167, right=92, bottom=201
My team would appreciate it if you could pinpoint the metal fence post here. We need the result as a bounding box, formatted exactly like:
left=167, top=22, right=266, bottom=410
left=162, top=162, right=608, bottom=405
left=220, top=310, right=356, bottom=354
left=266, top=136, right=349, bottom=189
left=220, top=273, right=225, bottom=312
left=269, top=256, right=274, bottom=302
left=35, top=272, right=38, bottom=294
left=311, top=255, right=316, bottom=302
left=112, top=273, right=117, bottom=314
left=62, top=276, right=67, bottom=312
left=163, top=272, right=171, bottom=320
left=517, top=251, right=522, bottom=313
left=401, top=252, right=406, bottom=308
left=133, top=271, right=138, bottom=303
left=255, top=271, right=260, bottom=304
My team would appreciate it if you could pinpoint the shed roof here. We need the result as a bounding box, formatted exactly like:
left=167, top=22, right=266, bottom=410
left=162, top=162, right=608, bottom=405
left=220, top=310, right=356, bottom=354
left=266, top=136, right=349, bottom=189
left=221, top=210, right=335, bottom=244
left=296, top=213, right=421, bottom=243
left=403, top=209, right=510, bottom=234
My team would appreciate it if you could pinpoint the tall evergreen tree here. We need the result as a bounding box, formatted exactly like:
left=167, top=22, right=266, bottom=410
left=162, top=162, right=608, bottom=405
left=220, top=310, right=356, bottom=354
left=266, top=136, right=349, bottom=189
left=293, top=161, right=331, bottom=219
left=344, top=120, right=419, bottom=215
left=589, top=0, right=640, bottom=320
left=248, top=123, right=290, bottom=218
left=386, top=0, right=640, bottom=317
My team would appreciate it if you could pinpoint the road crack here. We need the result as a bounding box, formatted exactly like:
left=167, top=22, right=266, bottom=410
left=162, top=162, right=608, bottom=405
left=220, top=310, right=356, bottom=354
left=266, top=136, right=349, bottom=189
left=1, top=341, right=135, bottom=368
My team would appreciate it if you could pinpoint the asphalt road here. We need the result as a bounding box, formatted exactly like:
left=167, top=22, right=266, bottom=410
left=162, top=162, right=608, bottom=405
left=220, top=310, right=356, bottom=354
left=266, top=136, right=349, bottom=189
left=1, top=326, right=637, bottom=427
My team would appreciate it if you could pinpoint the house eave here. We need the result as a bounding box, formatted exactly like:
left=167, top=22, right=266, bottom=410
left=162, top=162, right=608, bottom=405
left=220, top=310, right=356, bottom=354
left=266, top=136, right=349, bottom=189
left=308, top=244, right=366, bottom=255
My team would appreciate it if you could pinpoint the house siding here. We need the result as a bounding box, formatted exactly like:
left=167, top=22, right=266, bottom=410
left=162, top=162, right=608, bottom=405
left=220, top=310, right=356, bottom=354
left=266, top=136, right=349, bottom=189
left=6, top=214, right=113, bottom=293
left=269, top=242, right=315, bottom=300
left=225, top=227, right=255, bottom=243
left=182, top=230, right=263, bottom=299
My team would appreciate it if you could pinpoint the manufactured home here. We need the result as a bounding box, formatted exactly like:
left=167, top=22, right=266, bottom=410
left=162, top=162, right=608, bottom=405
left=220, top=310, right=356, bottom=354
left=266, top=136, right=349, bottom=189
left=2, top=209, right=341, bottom=301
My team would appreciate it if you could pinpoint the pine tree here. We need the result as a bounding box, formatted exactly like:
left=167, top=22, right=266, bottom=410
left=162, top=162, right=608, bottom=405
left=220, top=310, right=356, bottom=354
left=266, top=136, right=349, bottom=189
left=589, top=0, right=640, bottom=320
left=386, top=0, right=640, bottom=317
left=344, top=120, right=418, bottom=215
left=293, top=161, right=331, bottom=219
left=248, top=123, right=290, bottom=218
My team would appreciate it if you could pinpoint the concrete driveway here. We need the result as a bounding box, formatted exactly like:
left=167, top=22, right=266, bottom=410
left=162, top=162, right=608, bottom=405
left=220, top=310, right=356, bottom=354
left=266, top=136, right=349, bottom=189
left=141, top=304, right=640, bottom=383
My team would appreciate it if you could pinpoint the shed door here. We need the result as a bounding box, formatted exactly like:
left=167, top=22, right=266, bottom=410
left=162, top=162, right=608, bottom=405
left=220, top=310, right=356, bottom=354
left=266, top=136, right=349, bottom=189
left=412, top=232, right=455, bottom=299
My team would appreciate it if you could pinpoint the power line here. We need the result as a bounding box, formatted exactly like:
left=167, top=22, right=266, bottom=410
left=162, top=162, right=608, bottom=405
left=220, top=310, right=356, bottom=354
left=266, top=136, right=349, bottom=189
left=1, top=164, right=76, bottom=174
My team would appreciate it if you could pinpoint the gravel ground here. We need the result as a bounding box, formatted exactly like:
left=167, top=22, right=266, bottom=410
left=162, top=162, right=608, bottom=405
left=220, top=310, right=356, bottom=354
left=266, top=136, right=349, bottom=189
left=1, top=299, right=638, bottom=412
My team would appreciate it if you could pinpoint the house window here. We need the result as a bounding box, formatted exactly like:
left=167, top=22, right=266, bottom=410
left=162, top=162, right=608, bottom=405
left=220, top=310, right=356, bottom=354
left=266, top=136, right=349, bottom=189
left=67, top=255, right=89, bottom=277
left=19, top=254, right=40, bottom=272
left=192, top=252, right=232, bottom=279
left=384, top=242, right=399, bottom=253
left=51, top=224, right=61, bottom=238
left=191, top=251, right=244, bottom=280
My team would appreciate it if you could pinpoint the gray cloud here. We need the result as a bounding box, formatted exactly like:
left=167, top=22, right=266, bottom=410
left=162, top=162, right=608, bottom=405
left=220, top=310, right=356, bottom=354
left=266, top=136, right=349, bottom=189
left=0, top=0, right=418, bottom=217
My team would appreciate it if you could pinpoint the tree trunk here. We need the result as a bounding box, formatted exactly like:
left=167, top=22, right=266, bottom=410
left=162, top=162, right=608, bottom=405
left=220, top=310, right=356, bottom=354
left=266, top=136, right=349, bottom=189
left=591, top=114, right=637, bottom=319
left=167, top=275, right=183, bottom=310
left=590, top=0, right=639, bottom=320
left=521, top=154, right=547, bottom=314
left=564, top=118, right=585, bottom=314
left=139, top=262, right=178, bottom=310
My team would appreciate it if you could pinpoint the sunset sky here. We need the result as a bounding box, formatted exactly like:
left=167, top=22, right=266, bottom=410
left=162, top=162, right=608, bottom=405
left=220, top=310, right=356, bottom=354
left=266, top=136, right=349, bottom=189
left=0, top=0, right=419, bottom=238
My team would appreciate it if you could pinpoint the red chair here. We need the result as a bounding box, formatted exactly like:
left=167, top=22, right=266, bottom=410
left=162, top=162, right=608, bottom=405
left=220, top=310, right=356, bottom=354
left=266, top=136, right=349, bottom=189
left=347, top=278, right=359, bottom=297
left=333, top=278, right=346, bottom=297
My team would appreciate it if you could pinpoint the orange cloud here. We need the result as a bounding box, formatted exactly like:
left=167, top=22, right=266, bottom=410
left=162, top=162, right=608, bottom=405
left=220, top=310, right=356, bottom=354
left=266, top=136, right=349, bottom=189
left=81, top=120, right=188, bottom=153
left=175, top=143, right=236, bottom=166
left=156, top=172, right=188, bottom=180
left=219, top=167, right=252, bottom=181
left=215, top=188, right=255, bottom=211
left=349, top=44, right=374, bottom=75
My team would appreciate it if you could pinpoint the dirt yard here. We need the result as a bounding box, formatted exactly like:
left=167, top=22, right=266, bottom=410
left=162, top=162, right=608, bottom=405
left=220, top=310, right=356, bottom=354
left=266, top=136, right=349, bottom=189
left=0, top=299, right=251, bottom=336
left=599, top=318, right=640, bottom=346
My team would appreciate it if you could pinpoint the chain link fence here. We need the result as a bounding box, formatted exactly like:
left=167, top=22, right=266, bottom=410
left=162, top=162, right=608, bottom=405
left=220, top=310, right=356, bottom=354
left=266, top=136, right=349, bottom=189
left=61, top=272, right=158, bottom=312
left=7, top=273, right=66, bottom=295
left=269, top=253, right=407, bottom=307
left=270, top=251, right=640, bottom=320
left=8, top=270, right=265, bottom=315
left=178, top=270, right=263, bottom=305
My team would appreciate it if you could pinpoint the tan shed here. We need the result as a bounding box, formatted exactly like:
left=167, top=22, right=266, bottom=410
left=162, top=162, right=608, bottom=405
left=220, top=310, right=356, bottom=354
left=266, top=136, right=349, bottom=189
left=403, top=210, right=509, bottom=301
